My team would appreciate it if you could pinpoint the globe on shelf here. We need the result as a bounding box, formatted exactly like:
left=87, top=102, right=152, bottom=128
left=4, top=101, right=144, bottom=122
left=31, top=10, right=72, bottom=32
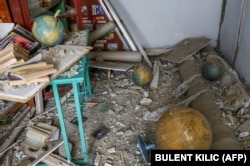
left=132, top=64, right=153, bottom=86
left=32, top=15, right=65, bottom=47
left=155, top=106, right=212, bottom=149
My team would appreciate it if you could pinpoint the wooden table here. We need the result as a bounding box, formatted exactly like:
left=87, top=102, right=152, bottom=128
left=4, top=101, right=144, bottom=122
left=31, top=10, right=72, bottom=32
left=0, top=45, right=92, bottom=113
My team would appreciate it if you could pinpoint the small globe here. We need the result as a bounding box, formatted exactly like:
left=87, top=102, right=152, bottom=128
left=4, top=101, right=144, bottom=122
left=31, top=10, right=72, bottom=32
left=132, top=64, right=153, bottom=86
left=32, top=15, right=65, bottom=47
left=201, top=58, right=224, bottom=81
left=155, top=106, right=212, bottom=149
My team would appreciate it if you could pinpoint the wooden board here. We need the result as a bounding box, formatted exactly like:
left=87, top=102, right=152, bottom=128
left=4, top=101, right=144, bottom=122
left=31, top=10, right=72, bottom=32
left=0, top=45, right=91, bottom=103
left=89, top=60, right=135, bottom=71
left=0, top=0, right=12, bottom=22
left=160, top=36, right=211, bottom=63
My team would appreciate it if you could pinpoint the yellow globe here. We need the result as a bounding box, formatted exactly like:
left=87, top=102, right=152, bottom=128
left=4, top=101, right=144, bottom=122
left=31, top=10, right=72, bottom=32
left=155, top=106, right=212, bottom=149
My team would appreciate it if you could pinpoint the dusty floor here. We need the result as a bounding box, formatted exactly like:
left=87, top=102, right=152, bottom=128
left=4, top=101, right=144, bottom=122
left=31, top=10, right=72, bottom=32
left=1, top=48, right=250, bottom=166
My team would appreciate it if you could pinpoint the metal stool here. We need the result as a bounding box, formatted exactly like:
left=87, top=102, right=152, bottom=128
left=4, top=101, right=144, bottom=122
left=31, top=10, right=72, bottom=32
left=50, top=56, right=92, bottom=164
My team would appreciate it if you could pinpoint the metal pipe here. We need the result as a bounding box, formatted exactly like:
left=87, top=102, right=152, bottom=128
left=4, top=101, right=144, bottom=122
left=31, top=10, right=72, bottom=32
left=103, top=0, right=153, bottom=67
left=98, top=0, right=129, bottom=50
left=89, top=51, right=142, bottom=62
left=101, top=0, right=137, bottom=51
left=89, top=21, right=116, bottom=44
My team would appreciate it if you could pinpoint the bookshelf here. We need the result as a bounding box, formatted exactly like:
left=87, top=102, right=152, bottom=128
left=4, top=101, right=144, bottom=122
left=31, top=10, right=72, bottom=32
left=73, top=0, right=123, bottom=51
left=0, top=0, right=12, bottom=23
left=8, top=0, right=70, bottom=31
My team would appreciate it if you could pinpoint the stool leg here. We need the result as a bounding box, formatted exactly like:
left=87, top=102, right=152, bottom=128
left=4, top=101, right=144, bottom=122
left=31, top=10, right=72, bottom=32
left=86, top=56, right=93, bottom=96
left=51, top=84, right=72, bottom=161
left=86, top=68, right=93, bottom=96
left=73, top=81, right=88, bottom=163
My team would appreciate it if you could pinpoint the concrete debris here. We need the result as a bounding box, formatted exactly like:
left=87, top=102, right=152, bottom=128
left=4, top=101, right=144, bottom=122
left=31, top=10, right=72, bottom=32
left=94, top=154, right=101, bottom=166
left=1, top=46, right=250, bottom=165
left=237, top=119, right=250, bottom=132
left=239, top=132, right=250, bottom=138
left=107, top=147, right=116, bottom=153
left=139, top=98, right=152, bottom=105
left=58, top=142, right=73, bottom=158
left=104, top=157, right=113, bottom=166
left=14, top=150, right=28, bottom=162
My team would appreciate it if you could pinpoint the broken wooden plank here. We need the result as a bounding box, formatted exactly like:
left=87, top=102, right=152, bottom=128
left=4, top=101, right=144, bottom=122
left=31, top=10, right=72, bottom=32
left=150, top=60, right=160, bottom=90
left=25, top=141, right=75, bottom=166
left=0, top=106, right=32, bottom=158
left=89, top=60, right=135, bottom=71
left=8, top=76, right=50, bottom=86
left=10, top=62, right=48, bottom=72
left=5, top=149, right=13, bottom=166
left=35, top=123, right=58, bottom=136
left=145, top=48, right=171, bottom=56
left=0, top=141, right=20, bottom=159
left=16, top=68, right=57, bottom=81
left=29, top=141, right=64, bottom=166
left=12, top=64, right=54, bottom=75
left=160, top=36, right=211, bottom=63
left=0, top=102, right=23, bottom=121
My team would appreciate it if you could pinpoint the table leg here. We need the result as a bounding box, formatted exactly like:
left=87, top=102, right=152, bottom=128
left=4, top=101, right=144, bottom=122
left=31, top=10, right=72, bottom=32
left=51, top=83, right=72, bottom=161
left=72, top=81, right=88, bottom=163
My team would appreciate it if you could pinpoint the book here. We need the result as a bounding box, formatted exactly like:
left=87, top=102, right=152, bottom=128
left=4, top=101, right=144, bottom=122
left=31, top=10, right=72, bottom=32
left=0, top=59, right=25, bottom=74
left=0, top=44, right=13, bottom=58
left=11, top=64, right=54, bottom=75
left=7, top=61, right=57, bottom=84
left=0, top=58, right=17, bottom=69
left=10, top=62, right=48, bottom=72
left=8, top=76, right=50, bottom=86
left=12, top=24, right=38, bottom=44
left=0, top=43, right=30, bottom=61
left=0, top=31, right=39, bottom=53
left=15, top=68, right=57, bottom=81
left=0, top=50, right=15, bottom=64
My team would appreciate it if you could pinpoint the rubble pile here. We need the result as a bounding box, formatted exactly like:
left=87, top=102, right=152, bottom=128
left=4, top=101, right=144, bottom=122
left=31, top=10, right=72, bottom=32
left=0, top=45, right=250, bottom=165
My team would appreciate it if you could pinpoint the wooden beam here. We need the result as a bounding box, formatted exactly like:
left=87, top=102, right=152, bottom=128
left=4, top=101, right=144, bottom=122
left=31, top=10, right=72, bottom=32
left=89, top=61, right=135, bottom=71
left=29, top=141, right=64, bottom=166
left=150, top=60, right=160, bottom=90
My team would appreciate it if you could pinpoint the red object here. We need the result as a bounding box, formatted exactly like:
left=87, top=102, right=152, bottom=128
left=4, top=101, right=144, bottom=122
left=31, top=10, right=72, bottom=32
left=0, top=0, right=12, bottom=22
left=43, top=85, right=72, bottom=100
left=8, top=0, right=84, bottom=31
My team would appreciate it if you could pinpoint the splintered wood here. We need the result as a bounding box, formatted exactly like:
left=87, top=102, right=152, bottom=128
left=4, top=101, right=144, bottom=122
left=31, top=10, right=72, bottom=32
left=161, top=36, right=211, bottom=63
left=150, top=60, right=161, bottom=90
left=0, top=105, right=32, bottom=158
left=26, top=148, right=75, bottom=166
left=90, top=61, right=135, bottom=71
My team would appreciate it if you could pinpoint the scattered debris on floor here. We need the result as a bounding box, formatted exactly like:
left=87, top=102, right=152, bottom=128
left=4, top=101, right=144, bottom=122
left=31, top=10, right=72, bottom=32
left=0, top=35, right=250, bottom=166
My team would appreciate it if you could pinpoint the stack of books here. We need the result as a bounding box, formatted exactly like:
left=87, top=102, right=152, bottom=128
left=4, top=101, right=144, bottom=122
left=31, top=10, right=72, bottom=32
left=0, top=25, right=57, bottom=85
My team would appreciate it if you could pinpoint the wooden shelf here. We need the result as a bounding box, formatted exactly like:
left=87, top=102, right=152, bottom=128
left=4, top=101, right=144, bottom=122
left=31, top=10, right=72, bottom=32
left=0, top=0, right=12, bottom=23
left=8, top=0, right=80, bottom=31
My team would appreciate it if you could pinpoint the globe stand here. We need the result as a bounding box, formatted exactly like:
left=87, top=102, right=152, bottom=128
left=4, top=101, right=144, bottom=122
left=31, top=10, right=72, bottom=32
left=137, top=135, right=156, bottom=163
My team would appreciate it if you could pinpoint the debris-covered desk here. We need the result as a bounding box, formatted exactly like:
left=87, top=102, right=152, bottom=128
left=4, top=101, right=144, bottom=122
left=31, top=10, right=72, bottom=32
left=0, top=45, right=92, bottom=109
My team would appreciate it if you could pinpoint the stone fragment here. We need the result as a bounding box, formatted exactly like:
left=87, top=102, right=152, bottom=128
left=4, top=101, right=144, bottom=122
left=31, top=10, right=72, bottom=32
left=139, top=98, right=152, bottom=105
left=108, top=147, right=116, bottom=153
left=94, top=154, right=101, bottom=166
left=125, top=129, right=134, bottom=136
left=239, top=132, right=250, bottom=138
left=237, top=119, right=250, bottom=132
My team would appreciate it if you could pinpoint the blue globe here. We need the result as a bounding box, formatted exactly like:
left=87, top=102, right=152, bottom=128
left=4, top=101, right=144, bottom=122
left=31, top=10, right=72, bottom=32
left=32, top=15, right=65, bottom=47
